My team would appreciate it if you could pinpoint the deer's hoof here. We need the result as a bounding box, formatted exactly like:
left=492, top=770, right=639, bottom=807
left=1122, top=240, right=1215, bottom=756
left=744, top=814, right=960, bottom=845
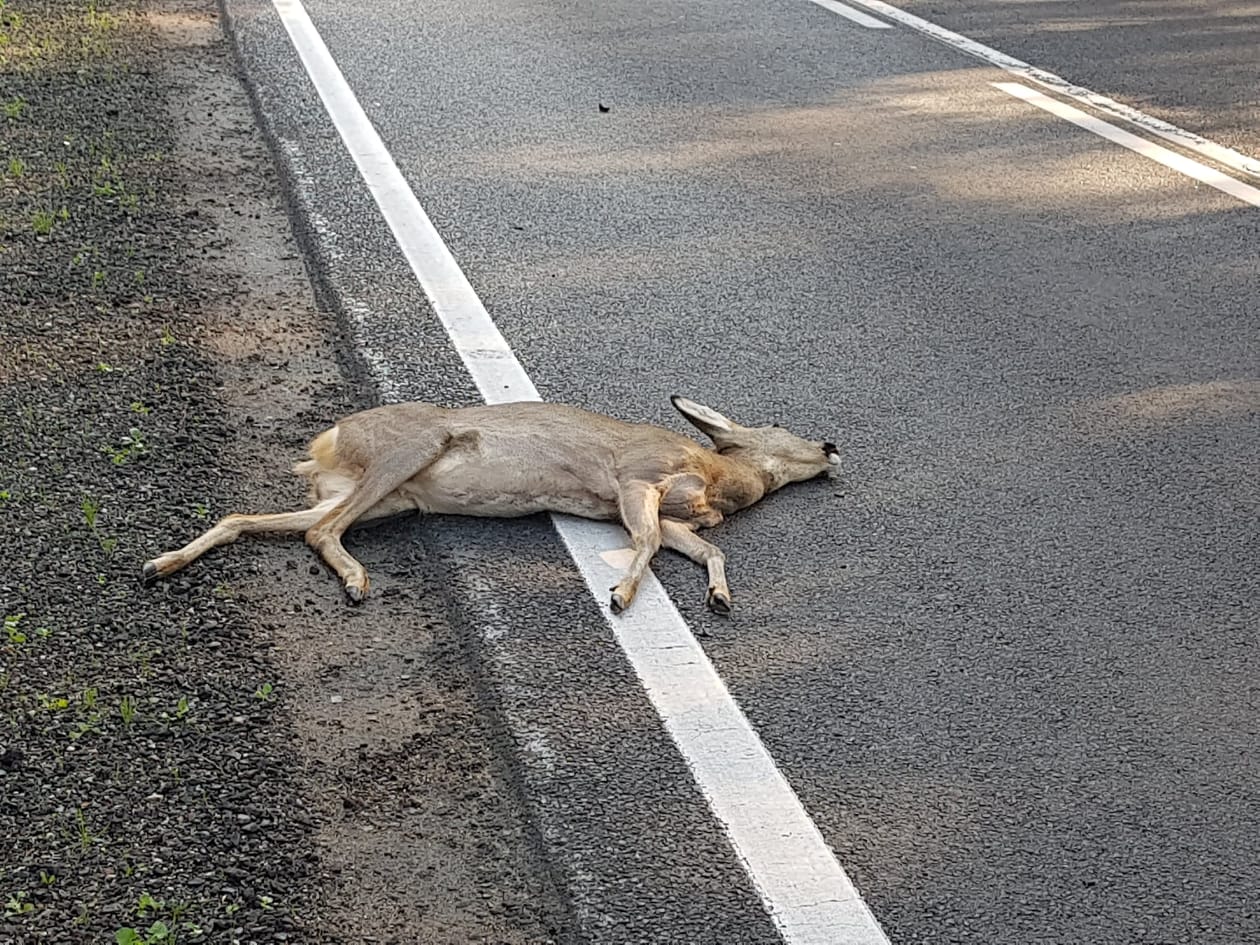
left=609, top=590, right=628, bottom=614
left=706, top=589, right=732, bottom=617
left=141, top=561, right=160, bottom=587
left=344, top=583, right=367, bottom=605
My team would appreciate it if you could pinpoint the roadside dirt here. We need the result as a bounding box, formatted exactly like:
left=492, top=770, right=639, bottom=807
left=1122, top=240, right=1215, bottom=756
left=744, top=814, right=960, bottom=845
left=0, top=1, right=568, bottom=942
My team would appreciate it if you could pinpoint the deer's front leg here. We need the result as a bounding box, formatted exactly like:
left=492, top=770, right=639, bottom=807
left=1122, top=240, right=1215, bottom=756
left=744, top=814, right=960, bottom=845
left=610, top=480, right=663, bottom=613
left=659, top=519, right=731, bottom=615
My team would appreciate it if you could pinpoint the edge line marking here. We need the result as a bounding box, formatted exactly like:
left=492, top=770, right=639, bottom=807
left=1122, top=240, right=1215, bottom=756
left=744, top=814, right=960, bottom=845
left=842, top=0, right=1260, bottom=180
left=805, top=0, right=893, bottom=29
left=994, top=82, right=1260, bottom=208
left=267, top=1, right=891, bottom=943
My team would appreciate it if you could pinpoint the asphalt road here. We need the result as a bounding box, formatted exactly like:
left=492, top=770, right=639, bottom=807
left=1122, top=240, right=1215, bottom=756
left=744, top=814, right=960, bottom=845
left=882, top=0, right=1260, bottom=159
left=224, top=1, right=1260, bottom=942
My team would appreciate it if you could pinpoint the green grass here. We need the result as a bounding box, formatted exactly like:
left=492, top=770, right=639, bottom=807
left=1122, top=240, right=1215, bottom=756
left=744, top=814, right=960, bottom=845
left=81, top=495, right=99, bottom=528
left=104, top=427, right=147, bottom=466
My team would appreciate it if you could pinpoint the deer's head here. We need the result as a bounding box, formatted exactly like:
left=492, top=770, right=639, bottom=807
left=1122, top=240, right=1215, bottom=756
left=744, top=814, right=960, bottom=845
left=671, top=396, right=840, bottom=491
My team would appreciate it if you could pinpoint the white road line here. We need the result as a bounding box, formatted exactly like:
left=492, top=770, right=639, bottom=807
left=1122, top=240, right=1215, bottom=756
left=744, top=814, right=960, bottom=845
left=805, top=0, right=892, bottom=30
left=842, top=0, right=1260, bottom=180
left=269, top=1, right=891, bottom=943
left=995, top=82, right=1260, bottom=209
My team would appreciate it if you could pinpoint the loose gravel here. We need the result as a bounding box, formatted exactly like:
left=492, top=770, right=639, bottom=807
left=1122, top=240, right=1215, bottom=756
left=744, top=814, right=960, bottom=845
left=0, top=2, right=569, bottom=942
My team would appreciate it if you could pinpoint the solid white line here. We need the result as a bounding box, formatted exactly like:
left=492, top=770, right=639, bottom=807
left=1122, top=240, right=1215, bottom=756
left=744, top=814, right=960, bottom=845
left=842, top=0, right=1260, bottom=180
left=805, top=0, right=892, bottom=30
left=269, top=1, right=891, bottom=943
left=994, top=82, right=1260, bottom=208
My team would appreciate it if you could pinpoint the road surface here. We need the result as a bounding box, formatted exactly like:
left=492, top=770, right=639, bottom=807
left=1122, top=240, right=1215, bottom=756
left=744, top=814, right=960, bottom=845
left=223, top=1, right=1260, bottom=942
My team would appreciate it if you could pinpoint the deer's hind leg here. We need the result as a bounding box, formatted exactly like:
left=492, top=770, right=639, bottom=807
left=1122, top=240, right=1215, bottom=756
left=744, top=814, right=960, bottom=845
left=142, top=498, right=341, bottom=585
left=304, top=437, right=453, bottom=603
left=660, top=519, right=731, bottom=616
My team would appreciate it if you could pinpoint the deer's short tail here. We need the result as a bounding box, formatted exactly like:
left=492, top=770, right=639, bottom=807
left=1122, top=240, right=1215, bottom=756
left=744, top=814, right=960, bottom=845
left=293, top=425, right=339, bottom=478
left=294, top=426, right=357, bottom=505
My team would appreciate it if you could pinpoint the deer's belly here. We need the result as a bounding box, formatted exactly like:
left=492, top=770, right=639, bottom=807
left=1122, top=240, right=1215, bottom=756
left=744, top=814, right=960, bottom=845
left=397, top=474, right=618, bottom=521
left=396, top=446, right=622, bottom=520
left=413, top=489, right=616, bottom=520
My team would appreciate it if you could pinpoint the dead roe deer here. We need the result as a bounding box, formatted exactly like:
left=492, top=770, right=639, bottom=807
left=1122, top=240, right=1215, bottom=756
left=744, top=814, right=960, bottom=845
left=143, top=396, right=840, bottom=615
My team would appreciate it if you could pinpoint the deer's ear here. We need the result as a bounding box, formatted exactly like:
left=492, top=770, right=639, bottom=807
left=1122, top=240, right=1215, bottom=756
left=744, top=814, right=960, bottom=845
left=671, top=396, right=737, bottom=439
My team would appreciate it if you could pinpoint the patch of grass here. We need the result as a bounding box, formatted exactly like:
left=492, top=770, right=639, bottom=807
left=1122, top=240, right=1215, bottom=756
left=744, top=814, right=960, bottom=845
left=73, top=808, right=100, bottom=852
left=84, top=0, right=121, bottom=36
left=130, top=645, right=158, bottom=679
left=159, top=695, right=192, bottom=725
left=81, top=495, right=99, bottom=529
left=81, top=496, right=118, bottom=554
left=92, top=156, right=117, bottom=189
left=3, top=97, right=26, bottom=121
left=31, top=209, right=54, bottom=235
left=3, top=612, right=45, bottom=643
left=69, top=716, right=100, bottom=741
left=253, top=681, right=274, bottom=701
left=68, top=687, right=106, bottom=740
left=118, top=694, right=137, bottom=726
left=39, top=692, right=70, bottom=711
left=0, top=0, right=27, bottom=42
left=114, top=891, right=203, bottom=943
left=104, top=427, right=147, bottom=466
left=114, top=922, right=171, bottom=945
left=1, top=0, right=134, bottom=69
left=6, top=155, right=24, bottom=178
left=4, top=612, right=26, bottom=644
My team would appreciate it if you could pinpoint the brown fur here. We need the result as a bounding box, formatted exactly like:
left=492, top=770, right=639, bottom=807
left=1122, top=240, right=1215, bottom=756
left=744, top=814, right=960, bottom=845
left=143, top=397, right=840, bottom=614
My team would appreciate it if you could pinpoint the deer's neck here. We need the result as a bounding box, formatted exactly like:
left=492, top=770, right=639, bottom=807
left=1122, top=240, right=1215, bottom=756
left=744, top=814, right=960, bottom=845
left=708, top=452, right=770, bottom=513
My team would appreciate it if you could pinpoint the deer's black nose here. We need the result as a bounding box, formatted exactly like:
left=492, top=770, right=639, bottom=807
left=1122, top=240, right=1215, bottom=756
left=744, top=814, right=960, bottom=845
left=822, top=442, right=838, bottom=456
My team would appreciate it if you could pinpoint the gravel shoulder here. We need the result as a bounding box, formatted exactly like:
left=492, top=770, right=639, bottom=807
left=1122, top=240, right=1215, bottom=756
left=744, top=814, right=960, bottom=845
left=0, top=1, right=568, bottom=942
